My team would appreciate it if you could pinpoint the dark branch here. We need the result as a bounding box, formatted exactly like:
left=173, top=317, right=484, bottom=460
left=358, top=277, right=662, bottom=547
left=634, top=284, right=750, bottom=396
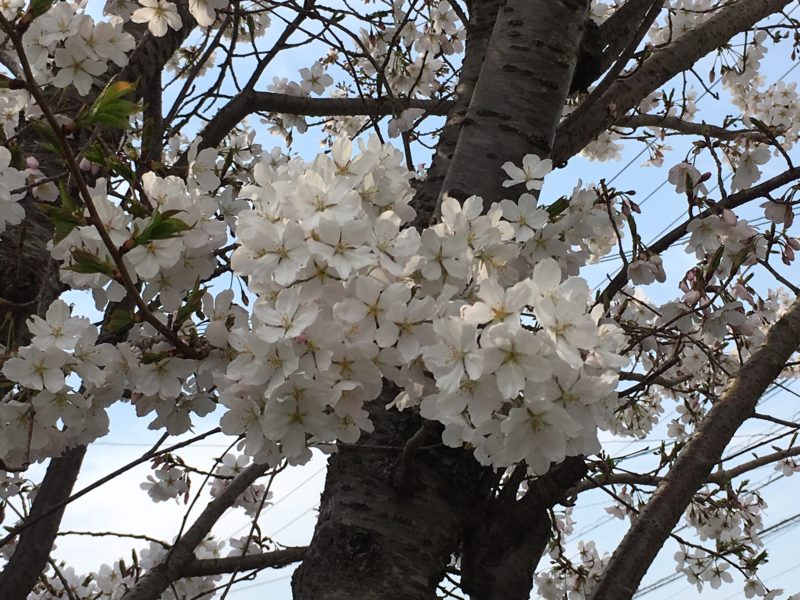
left=616, top=113, right=769, bottom=141
left=598, top=166, right=800, bottom=306
left=182, top=547, right=306, bottom=577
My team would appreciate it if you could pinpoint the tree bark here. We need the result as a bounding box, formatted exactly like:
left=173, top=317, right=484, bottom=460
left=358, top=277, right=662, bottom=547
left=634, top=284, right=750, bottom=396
left=461, top=458, right=587, bottom=600
left=439, top=0, right=589, bottom=207
left=292, top=390, right=486, bottom=600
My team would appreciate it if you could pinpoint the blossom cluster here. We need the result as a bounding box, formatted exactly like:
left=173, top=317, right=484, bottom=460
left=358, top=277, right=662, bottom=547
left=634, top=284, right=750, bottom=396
left=214, top=141, right=627, bottom=473
left=0, top=138, right=628, bottom=477
left=19, top=2, right=135, bottom=96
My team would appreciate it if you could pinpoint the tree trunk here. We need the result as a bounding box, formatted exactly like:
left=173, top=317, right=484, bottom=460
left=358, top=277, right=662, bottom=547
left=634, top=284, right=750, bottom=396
left=440, top=0, right=589, bottom=206
left=291, top=390, right=486, bottom=599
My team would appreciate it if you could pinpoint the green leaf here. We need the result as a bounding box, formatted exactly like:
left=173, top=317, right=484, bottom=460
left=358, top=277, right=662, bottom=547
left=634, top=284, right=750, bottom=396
left=27, top=0, right=55, bottom=19
left=69, top=248, right=115, bottom=277
left=749, top=117, right=773, bottom=135
left=705, top=244, right=725, bottom=280
left=133, top=210, right=190, bottom=245
left=109, top=155, right=136, bottom=183
left=30, top=118, right=63, bottom=155
left=37, top=182, right=85, bottom=244
left=141, top=351, right=170, bottom=365
left=77, top=81, right=140, bottom=130
left=546, top=196, right=569, bottom=218
left=106, top=309, right=135, bottom=334
left=174, top=280, right=205, bottom=328
left=83, top=144, right=108, bottom=168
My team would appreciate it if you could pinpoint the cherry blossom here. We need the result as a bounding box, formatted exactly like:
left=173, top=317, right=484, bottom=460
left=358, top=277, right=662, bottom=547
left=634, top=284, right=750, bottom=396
left=501, top=154, right=553, bottom=191
left=131, top=0, right=182, bottom=37
left=0, top=147, right=25, bottom=233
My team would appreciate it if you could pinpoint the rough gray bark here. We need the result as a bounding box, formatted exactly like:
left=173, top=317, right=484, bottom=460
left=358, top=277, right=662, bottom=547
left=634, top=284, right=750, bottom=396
left=291, top=390, right=485, bottom=600
left=439, top=0, right=589, bottom=207
left=461, top=458, right=587, bottom=600
left=589, top=299, right=800, bottom=600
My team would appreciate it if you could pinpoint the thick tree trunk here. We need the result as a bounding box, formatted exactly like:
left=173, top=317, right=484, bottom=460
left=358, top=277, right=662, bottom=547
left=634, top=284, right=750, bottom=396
left=291, top=390, right=486, bottom=599
left=439, top=0, right=589, bottom=206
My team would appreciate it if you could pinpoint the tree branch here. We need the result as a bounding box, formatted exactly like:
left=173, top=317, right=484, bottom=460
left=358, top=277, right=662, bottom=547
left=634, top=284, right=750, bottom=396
left=596, top=0, right=664, bottom=74
left=553, top=0, right=793, bottom=165
left=615, top=113, right=770, bottom=141
left=461, top=457, right=588, bottom=600
left=588, top=298, right=800, bottom=600
left=189, top=91, right=450, bottom=156
left=0, top=429, right=219, bottom=551
left=598, top=165, right=800, bottom=306
left=576, top=0, right=665, bottom=111
left=121, top=461, right=271, bottom=600
left=181, top=547, right=306, bottom=577
left=572, top=443, right=800, bottom=494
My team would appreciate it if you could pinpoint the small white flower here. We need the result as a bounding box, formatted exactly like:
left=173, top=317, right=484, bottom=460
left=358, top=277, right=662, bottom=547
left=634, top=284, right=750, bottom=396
left=131, top=0, right=182, bottom=37
left=0, top=146, right=25, bottom=233
left=140, top=466, right=188, bottom=502
left=2, top=346, right=70, bottom=393
left=189, top=0, right=225, bottom=27
left=52, top=37, right=107, bottom=96
left=731, top=146, right=770, bottom=192
left=254, top=287, right=318, bottom=343
left=501, top=154, right=553, bottom=190
left=299, top=61, right=333, bottom=95
left=668, top=162, right=707, bottom=195
left=27, top=299, right=91, bottom=351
